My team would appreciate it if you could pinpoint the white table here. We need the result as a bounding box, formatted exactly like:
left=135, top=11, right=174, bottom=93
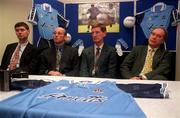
left=1, top=75, right=180, bottom=118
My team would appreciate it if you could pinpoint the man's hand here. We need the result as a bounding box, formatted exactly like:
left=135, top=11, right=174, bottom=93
left=130, top=76, right=142, bottom=80
left=48, top=71, right=63, bottom=76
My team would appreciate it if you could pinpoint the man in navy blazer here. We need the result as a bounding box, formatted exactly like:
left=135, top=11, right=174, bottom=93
left=120, top=26, right=172, bottom=80
left=0, top=22, right=38, bottom=73
left=80, top=23, right=117, bottom=78
left=38, top=27, right=79, bottom=76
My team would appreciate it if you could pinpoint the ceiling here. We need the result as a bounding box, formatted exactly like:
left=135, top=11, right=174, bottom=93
left=58, top=0, right=137, bottom=4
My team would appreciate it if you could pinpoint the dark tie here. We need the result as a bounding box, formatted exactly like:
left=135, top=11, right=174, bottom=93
left=92, top=47, right=101, bottom=76
left=56, top=48, right=61, bottom=71
left=9, top=45, right=20, bottom=70
left=95, top=47, right=100, bottom=63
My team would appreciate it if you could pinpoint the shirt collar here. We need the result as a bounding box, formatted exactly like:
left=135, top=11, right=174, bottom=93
left=42, top=3, right=52, bottom=12
left=148, top=45, right=158, bottom=52
left=55, top=43, right=64, bottom=50
left=94, top=43, right=104, bottom=50
left=18, top=41, right=28, bottom=48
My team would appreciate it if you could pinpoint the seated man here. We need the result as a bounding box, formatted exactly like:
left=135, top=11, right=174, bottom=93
left=38, top=27, right=79, bottom=76
left=80, top=23, right=117, bottom=78
left=120, top=26, right=172, bottom=80
left=0, top=22, right=38, bottom=73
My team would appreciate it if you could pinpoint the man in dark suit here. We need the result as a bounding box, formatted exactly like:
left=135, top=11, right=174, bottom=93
left=120, top=26, right=172, bottom=80
left=38, top=27, right=79, bottom=76
left=0, top=22, right=38, bottom=73
left=80, top=23, right=117, bottom=78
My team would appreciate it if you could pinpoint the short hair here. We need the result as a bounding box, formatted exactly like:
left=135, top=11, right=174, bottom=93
left=61, top=27, right=67, bottom=35
left=54, top=27, right=67, bottom=36
left=151, top=26, right=168, bottom=41
left=91, top=23, right=107, bottom=32
left=14, top=22, right=29, bottom=30
left=63, top=27, right=67, bottom=36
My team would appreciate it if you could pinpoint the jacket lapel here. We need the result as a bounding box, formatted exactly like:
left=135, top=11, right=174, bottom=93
left=138, top=46, right=148, bottom=72
left=87, top=46, right=95, bottom=71
left=20, top=43, right=31, bottom=62
left=96, top=45, right=106, bottom=65
left=152, top=48, right=164, bottom=67
left=7, top=43, right=18, bottom=65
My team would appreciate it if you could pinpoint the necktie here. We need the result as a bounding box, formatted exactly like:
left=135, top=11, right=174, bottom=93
left=56, top=48, right=61, bottom=71
left=95, top=47, right=100, bottom=63
left=92, top=47, right=101, bottom=76
left=141, top=49, right=154, bottom=74
left=9, top=45, right=20, bottom=70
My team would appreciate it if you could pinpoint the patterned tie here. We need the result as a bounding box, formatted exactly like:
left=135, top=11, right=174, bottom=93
left=56, top=48, right=61, bottom=71
left=92, top=47, right=101, bottom=76
left=141, top=48, right=154, bottom=74
left=9, top=45, right=20, bottom=70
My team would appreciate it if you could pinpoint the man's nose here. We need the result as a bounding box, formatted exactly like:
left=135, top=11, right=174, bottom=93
left=92, top=33, right=96, bottom=37
left=17, top=31, right=22, bottom=34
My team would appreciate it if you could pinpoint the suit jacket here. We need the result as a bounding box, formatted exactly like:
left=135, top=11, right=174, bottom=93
left=38, top=44, right=79, bottom=76
left=120, top=46, right=172, bottom=80
left=80, top=44, right=117, bottom=78
left=0, top=42, right=38, bottom=73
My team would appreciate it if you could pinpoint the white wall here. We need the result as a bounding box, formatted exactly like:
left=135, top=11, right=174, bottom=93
left=0, top=0, right=32, bottom=64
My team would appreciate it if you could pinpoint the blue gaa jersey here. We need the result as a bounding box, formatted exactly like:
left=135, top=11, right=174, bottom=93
left=140, top=3, right=174, bottom=38
left=28, top=4, right=59, bottom=40
left=0, top=80, right=146, bottom=118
